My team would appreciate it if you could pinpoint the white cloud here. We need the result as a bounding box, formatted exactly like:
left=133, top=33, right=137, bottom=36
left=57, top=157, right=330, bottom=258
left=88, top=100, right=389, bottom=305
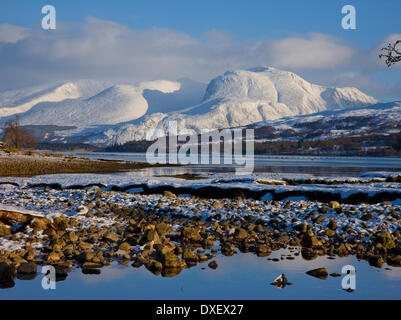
left=267, top=33, right=355, bottom=69
left=0, top=24, right=30, bottom=43
left=0, top=18, right=399, bottom=100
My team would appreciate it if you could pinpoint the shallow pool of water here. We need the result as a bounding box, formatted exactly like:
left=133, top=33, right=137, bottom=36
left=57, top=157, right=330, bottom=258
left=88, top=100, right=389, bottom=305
left=2, top=250, right=400, bottom=300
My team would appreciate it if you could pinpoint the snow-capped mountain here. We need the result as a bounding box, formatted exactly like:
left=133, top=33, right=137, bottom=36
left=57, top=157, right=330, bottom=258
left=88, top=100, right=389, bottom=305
left=0, top=67, right=382, bottom=146
left=102, top=67, right=378, bottom=144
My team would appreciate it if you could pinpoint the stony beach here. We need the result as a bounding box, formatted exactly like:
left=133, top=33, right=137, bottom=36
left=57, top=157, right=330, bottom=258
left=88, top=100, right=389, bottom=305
left=0, top=177, right=400, bottom=289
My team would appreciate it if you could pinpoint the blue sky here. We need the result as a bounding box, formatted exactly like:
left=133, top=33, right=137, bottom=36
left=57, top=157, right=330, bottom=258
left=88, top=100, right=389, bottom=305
left=0, top=0, right=400, bottom=100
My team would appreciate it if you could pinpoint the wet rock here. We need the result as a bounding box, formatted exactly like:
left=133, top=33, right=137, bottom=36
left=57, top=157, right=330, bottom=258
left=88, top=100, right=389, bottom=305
left=145, top=260, right=163, bottom=275
left=161, top=253, right=183, bottom=269
left=336, top=244, right=349, bottom=257
left=0, top=278, right=15, bottom=289
left=306, top=267, right=328, bottom=279
left=330, top=273, right=341, bottom=277
left=82, top=267, right=101, bottom=275
left=143, top=229, right=161, bottom=244
left=387, top=255, right=401, bottom=266
left=373, top=231, right=395, bottom=249
left=155, top=243, right=176, bottom=256
left=301, top=234, right=320, bottom=248
left=368, top=255, right=384, bottom=268
left=181, top=227, right=201, bottom=242
left=162, top=267, right=182, bottom=278
left=208, top=260, right=218, bottom=270
left=46, top=252, right=61, bottom=264
left=256, top=245, right=272, bottom=256
left=221, top=242, right=235, bottom=256
left=271, top=273, right=292, bottom=288
left=301, top=248, right=318, bottom=260
left=17, top=263, right=37, bottom=275
left=0, top=262, right=15, bottom=281
left=118, top=242, right=131, bottom=252
left=198, top=255, right=209, bottom=263
left=83, top=262, right=103, bottom=269
left=182, top=249, right=199, bottom=265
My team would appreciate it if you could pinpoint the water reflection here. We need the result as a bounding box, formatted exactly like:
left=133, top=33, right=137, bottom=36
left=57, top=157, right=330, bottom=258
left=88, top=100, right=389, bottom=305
left=1, top=250, right=401, bottom=299
left=74, top=152, right=401, bottom=177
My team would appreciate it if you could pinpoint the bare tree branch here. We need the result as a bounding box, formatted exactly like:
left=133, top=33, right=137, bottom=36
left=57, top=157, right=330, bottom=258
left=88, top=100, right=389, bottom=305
left=379, top=40, right=401, bottom=67
left=1, top=116, right=37, bottom=149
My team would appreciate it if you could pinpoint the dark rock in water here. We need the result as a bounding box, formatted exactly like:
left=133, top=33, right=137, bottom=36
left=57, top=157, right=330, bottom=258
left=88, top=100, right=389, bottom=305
left=301, top=248, right=318, bottom=261
left=387, top=255, right=401, bottom=266
left=368, top=255, right=384, bottom=268
left=336, top=244, right=349, bottom=257
left=208, top=260, right=218, bottom=270
left=221, top=242, right=235, bottom=256
left=132, top=259, right=143, bottom=268
left=0, top=278, right=15, bottom=289
left=161, top=253, right=183, bottom=269
left=256, top=245, right=272, bottom=256
left=271, top=273, right=292, bottom=288
left=0, top=262, right=15, bottom=281
left=306, top=267, right=328, bottom=279
left=330, top=273, right=341, bottom=277
left=301, top=234, right=320, bottom=248
left=17, top=273, right=37, bottom=281
left=17, top=263, right=37, bottom=275
left=162, top=266, right=182, bottom=278
left=182, top=249, right=199, bottom=266
left=82, top=267, right=101, bottom=275
left=145, top=260, right=163, bottom=275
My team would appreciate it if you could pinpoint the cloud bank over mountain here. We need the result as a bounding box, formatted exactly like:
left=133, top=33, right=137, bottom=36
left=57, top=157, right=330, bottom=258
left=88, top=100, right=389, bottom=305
left=0, top=18, right=400, bottom=100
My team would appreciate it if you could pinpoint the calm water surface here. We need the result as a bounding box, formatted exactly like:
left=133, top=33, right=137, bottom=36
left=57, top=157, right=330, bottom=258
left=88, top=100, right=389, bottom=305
left=1, top=250, right=400, bottom=300
left=73, top=153, right=401, bottom=177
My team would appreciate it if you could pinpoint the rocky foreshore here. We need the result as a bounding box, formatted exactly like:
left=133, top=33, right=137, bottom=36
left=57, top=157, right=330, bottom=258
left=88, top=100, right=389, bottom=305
left=0, top=183, right=400, bottom=288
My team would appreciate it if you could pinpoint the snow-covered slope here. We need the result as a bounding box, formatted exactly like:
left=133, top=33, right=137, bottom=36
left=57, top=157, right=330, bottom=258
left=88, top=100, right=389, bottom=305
left=0, top=67, right=382, bottom=145
left=0, top=80, right=115, bottom=118
left=252, top=101, right=401, bottom=140
left=102, top=67, right=378, bottom=144
left=0, top=80, right=182, bottom=127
